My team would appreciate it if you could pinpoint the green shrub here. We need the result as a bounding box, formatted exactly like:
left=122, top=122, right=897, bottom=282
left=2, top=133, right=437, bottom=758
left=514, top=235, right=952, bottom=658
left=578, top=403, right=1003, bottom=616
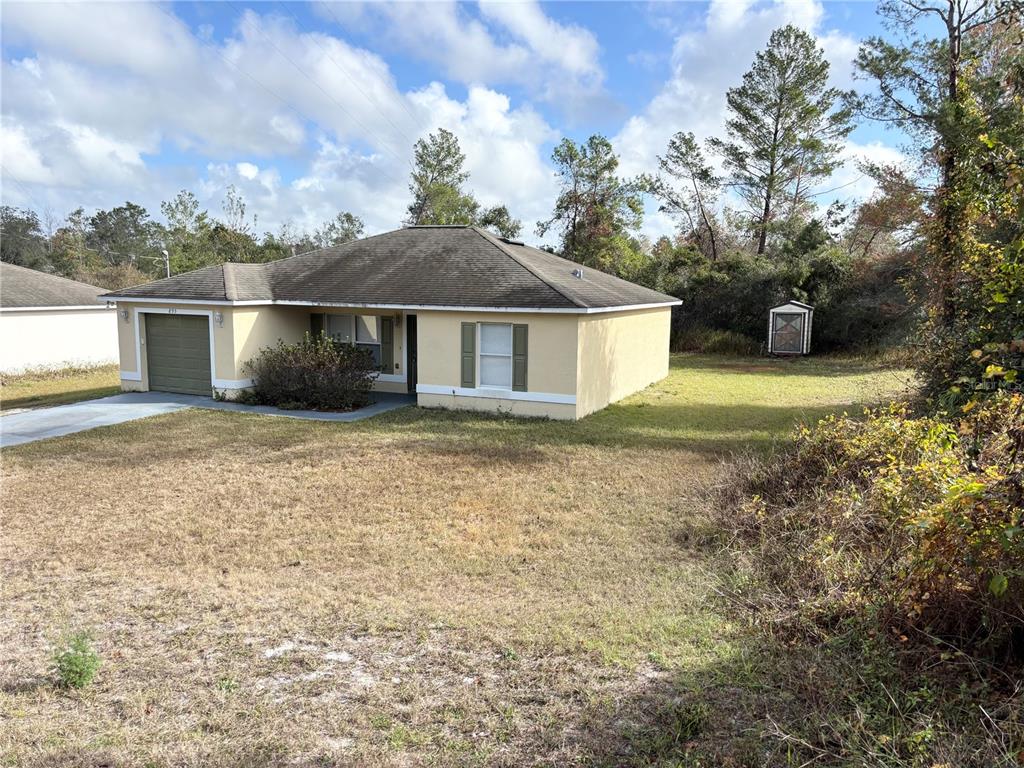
left=53, top=631, right=101, bottom=689
left=705, top=394, right=1024, bottom=764
left=719, top=393, right=1023, bottom=649
left=662, top=220, right=917, bottom=354
left=243, top=332, right=377, bottom=411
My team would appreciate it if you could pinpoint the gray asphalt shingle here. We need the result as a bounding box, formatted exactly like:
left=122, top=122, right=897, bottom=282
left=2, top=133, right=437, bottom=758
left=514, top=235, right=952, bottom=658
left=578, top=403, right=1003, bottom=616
left=105, top=226, right=679, bottom=310
left=1, top=262, right=108, bottom=308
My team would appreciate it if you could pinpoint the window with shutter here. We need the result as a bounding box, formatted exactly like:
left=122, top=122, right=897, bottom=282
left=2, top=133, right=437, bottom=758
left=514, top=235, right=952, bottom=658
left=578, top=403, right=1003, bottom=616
left=479, top=323, right=512, bottom=389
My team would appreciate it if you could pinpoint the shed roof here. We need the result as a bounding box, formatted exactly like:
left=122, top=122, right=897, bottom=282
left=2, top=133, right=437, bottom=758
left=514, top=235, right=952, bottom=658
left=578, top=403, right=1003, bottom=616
left=1, top=262, right=108, bottom=309
left=770, top=300, right=814, bottom=311
left=104, top=226, right=679, bottom=311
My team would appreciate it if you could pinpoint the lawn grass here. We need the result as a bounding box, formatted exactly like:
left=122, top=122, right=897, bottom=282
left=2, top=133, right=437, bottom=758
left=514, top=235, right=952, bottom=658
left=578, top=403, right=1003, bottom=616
left=0, top=363, right=120, bottom=411
left=0, top=354, right=915, bottom=767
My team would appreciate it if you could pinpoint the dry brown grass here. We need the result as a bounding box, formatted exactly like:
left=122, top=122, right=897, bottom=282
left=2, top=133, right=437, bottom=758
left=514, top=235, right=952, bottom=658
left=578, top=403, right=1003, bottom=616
left=0, top=355, right=913, bottom=766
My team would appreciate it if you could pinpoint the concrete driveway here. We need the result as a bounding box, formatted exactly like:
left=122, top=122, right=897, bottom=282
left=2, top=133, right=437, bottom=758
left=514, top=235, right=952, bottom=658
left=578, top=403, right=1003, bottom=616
left=0, top=391, right=415, bottom=448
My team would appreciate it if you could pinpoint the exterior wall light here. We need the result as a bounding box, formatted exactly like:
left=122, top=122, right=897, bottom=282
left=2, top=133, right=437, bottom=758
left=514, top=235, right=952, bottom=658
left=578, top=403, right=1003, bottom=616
left=214, top=311, right=224, bottom=327
left=120, top=309, right=130, bottom=322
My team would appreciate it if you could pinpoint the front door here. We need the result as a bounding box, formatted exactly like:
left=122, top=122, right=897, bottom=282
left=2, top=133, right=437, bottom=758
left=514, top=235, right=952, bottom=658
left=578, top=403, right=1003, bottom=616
left=773, top=312, right=804, bottom=354
left=406, top=314, right=418, bottom=393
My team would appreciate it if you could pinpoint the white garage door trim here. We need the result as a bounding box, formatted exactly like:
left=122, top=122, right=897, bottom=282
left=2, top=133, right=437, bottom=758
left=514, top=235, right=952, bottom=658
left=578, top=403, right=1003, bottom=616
left=127, top=308, right=224, bottom=388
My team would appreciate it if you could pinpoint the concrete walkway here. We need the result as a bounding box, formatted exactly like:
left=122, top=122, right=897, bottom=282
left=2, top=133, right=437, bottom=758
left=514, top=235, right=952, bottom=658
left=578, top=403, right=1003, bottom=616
left=0, top=391, right=415, bottom=448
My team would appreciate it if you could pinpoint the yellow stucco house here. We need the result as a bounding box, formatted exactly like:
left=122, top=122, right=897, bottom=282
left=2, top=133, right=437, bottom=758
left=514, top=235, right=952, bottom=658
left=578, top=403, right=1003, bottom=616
left=104, top=226, right=679, bottom=420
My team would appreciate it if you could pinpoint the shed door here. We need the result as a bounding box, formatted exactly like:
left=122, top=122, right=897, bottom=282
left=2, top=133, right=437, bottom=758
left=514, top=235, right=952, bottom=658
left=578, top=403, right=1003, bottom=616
left=145, top=314, right=212, bottom=395
left=772, top=312, right=804, bottom=353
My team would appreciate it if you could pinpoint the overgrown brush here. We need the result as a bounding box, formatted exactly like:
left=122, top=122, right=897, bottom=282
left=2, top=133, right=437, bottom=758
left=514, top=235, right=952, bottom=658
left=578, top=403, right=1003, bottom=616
left=720, top=394, right=1022, bottom=650
left=243, top=332, right=377, bottom=411
left=672, top=323, right=760, bottom=356
left=707, top=393, right=1023, bottom=764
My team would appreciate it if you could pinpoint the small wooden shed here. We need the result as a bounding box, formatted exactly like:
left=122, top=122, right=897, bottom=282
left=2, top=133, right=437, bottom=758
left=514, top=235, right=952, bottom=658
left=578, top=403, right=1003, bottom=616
left=768, top=300, right=813, bottom=355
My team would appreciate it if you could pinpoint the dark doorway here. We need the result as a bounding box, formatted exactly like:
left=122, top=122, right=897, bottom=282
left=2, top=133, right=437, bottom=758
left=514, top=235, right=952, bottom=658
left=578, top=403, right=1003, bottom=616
left=406, top=314, right=418, bottom=393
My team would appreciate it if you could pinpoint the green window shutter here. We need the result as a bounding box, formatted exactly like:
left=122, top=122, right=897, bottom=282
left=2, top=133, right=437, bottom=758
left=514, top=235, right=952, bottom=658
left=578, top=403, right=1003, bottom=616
left=380, top=317, right=394, bottom=373
left=310, top=312, right=325, bottom=337
left=461, top=322, right=476, bottom=388
left=512, top=324, right=528, bottom=392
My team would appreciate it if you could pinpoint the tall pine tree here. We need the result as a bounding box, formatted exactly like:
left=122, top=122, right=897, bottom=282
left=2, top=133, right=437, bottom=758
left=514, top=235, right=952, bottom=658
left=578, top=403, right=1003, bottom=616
left=709, top=25, right=854, bottom=255
left=405, top=128, right=477, bottom=226
left=536, top=135, right=644, bottom=276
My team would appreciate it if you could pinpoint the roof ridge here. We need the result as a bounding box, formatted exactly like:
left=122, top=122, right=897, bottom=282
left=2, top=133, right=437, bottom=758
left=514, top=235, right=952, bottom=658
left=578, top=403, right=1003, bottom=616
left=222, top=262, right=239, bottom=301
left=2, top=261, right=106, bottom=293
left=471, top=227, right=585, bottom=309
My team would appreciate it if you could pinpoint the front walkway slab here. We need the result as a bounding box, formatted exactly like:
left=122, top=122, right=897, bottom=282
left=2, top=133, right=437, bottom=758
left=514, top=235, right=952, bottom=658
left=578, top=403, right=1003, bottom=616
left=1, top=391, right=415, bottom=448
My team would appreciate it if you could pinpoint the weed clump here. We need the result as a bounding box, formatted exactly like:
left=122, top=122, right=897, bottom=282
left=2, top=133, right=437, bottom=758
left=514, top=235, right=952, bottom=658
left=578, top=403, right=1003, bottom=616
left=53, top=631, right=101, bottom=690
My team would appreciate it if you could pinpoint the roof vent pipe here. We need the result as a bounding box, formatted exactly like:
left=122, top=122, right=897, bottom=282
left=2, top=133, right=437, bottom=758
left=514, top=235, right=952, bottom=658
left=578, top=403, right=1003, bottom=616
left=571, top=268, right=584, bottom=279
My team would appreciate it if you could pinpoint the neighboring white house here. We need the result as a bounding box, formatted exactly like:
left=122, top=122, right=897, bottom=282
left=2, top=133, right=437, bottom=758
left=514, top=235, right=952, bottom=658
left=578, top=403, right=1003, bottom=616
left=0, top=262, right=118, bottom=373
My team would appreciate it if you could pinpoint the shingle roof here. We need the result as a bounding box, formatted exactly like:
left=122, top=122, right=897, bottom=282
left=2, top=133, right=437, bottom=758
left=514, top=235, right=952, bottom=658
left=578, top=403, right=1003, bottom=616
left=105, top=226, right=679, bottom=310
left=1, top=262, right=108, bottom=309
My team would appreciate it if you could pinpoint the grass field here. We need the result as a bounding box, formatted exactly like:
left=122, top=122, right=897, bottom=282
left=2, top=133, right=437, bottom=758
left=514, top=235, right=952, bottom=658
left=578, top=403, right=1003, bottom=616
left=0, top=355, right=915, bottom=767
left=0, top=364, right=120, bottom=412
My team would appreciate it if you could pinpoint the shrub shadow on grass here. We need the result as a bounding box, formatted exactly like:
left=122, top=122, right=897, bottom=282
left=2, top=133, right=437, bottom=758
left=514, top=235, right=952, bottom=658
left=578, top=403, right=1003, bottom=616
left=0, top=676, right=50, bottom=695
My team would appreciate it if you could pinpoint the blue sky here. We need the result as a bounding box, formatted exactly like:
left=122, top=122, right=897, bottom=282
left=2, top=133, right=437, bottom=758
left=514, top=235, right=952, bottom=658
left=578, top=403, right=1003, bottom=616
left=1, top=1, right=909, bottom=244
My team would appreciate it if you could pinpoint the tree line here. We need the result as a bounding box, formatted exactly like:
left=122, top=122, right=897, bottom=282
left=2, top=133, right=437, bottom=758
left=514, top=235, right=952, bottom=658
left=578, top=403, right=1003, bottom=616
left=0, top=188, right=366, bottom=290
left=1, top=0, right=1020, bottom=387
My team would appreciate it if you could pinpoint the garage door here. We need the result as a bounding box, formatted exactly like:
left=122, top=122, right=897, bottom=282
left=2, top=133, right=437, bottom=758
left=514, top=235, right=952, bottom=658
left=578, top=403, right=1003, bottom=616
left=145, top=314, right=212, bottom=395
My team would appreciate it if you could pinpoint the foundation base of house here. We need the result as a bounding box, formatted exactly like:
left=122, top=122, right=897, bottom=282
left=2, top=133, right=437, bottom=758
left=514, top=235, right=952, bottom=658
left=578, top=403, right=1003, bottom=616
left=416, top=392, right=577, bottom=420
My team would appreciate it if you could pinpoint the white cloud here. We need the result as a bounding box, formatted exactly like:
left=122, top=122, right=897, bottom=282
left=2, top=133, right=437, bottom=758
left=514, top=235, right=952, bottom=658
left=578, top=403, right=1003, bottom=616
left=0, top=2, right=562, bottom=242
left=323, top=1, right=607, bottom=118
left=614, top=0, right=872, bottom=240
left=0, top=122, right=55, bottom=185
left=236, top=162, right=260, bottom=181
left=0, top=0, right=902, bottom=250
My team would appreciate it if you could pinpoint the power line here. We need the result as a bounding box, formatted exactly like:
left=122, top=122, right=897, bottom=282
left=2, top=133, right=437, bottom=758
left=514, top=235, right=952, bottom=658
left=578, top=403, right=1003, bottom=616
left=150, top=3, right=408, bottom=189
left=316, top=1, right=423, bottom=129
left=246, top=14, right=412, bottom=175
left=808, top=174, right=867, bottom=198
left=275, top=1, right=421, bottom=154
left=0, top=165, right=51, bottom=215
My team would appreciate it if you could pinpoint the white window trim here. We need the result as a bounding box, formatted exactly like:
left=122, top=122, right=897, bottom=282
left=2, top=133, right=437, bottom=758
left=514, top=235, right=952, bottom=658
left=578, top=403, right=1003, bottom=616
left=324, top=311, right=405, bottom=381
left=354, top=315, right=383, bottom=363
left=326, top=313, right=355, bottom=344
left=477, top=322, right=513, bottom=391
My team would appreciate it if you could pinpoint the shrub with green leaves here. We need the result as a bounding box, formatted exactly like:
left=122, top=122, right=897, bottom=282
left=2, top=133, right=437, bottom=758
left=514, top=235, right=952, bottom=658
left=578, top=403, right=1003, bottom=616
left=243, top=332, right=377, bottom=411
left=53, top=631, right=101, bottom=689
left=720, top=392, right=1023, bottom=654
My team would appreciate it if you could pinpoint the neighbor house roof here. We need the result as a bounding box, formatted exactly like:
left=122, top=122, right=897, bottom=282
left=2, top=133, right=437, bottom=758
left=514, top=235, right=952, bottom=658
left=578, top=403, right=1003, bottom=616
left=1, top=262, right=108, bottom=309
left=104, top=226, right=680, bottom=312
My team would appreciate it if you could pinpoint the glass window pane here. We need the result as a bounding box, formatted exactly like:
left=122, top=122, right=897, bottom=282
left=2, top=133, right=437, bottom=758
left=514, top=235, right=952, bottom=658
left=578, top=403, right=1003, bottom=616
left=356, top=343, right=382, bottom=366
left=326, top=314, right=353, bottom=343
left=480, top=323, right=512, bottom=356
left=480, top=355, right=511, bottom=388
left=356, top=315, right=380, bottom=343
